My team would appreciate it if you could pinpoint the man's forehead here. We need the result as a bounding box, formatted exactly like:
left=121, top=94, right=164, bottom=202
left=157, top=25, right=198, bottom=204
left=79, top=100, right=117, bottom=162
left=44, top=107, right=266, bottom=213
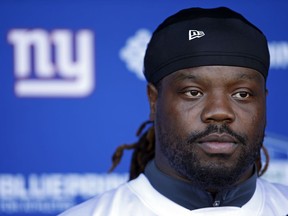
left=165, top=66, right=264, bottom=83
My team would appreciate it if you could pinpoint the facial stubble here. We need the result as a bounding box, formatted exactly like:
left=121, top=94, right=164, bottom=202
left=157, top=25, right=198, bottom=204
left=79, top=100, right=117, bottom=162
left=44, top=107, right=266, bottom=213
left=157, top=123, right=264, bottom=192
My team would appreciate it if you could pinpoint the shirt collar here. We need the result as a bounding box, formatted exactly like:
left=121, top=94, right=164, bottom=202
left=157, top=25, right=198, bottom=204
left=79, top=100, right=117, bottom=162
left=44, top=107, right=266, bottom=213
left=144, top=160, right=257, bottom=210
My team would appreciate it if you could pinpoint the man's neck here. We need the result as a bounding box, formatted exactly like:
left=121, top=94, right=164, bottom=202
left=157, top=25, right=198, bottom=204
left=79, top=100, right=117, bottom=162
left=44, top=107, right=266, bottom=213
left=144, top=160, right=257, bottom=210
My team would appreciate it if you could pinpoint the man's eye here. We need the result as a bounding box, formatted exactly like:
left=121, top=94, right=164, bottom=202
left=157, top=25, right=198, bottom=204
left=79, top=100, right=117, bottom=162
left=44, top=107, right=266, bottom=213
left=232, top=91, right=251, bottom=99
left=184, top=90, right=203, bottom=98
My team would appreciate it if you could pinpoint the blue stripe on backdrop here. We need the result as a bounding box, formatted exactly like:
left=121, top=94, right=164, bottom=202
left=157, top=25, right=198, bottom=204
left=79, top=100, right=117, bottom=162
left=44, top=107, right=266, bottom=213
left=0, top=0, right=288, bottom=215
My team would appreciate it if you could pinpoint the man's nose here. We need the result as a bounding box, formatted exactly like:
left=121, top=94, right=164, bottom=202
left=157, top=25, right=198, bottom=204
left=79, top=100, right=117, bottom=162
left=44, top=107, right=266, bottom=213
left=200, top=93, right=235, bottom=124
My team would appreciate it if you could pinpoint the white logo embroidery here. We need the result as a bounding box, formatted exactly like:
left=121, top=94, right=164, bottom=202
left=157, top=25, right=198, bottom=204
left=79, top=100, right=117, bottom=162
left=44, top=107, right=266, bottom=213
left=189, top=30, right=205, bottom=40
left=8, top=29, right=95, bottom=97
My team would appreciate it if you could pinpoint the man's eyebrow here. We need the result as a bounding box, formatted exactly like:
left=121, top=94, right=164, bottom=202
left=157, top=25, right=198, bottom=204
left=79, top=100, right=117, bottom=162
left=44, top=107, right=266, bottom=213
left=173, top=73, right=198, bottom=82
left=236, top=73, right=258, bottom=80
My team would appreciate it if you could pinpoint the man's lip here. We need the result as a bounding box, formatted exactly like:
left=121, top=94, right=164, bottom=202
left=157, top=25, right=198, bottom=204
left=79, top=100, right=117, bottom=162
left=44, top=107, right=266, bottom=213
left=197, top=134, right=238, bottom=144
left=196, top=134, right=238, bottom=154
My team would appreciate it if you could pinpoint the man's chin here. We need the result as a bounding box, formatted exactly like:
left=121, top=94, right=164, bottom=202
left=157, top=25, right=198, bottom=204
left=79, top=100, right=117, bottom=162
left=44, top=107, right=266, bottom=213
left=177, top=162, right=247, bottom=191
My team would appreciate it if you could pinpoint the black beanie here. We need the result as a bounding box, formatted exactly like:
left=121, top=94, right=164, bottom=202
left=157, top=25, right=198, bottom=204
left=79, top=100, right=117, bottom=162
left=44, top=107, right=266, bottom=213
left=144, top=7, right=270, bottom=84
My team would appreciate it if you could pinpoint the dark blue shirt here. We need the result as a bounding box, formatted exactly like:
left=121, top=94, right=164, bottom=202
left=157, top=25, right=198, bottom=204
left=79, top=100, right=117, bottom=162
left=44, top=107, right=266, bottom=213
left=144, top=160, right=257, bottom=210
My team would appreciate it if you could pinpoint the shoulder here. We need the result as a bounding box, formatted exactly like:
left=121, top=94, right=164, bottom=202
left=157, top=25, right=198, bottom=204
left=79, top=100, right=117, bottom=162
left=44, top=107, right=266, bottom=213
left=58, top=174, right=153, bottom=216
left=257, top=178, right=288, bottom=200
left=58, top=182, right=130, bottom=216
left=58, top=195, right=103, bottom=216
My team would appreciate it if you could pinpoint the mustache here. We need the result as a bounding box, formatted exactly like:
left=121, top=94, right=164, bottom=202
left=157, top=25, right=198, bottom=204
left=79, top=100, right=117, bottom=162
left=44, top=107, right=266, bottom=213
left=187, top=124, right=247, bottom=145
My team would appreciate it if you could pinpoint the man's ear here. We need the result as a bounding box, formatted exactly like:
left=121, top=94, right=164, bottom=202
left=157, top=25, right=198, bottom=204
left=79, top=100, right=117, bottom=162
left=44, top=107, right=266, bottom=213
left=147, top=83, right=158, bottom=121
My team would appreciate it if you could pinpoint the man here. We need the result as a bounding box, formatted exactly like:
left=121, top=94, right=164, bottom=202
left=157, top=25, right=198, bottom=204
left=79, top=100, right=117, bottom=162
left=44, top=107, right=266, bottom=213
left=60, top=7, right=288, bottom=215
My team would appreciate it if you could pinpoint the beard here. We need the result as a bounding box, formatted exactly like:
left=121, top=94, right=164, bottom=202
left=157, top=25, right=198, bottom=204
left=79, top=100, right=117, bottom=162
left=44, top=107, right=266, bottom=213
left=157, top=123, right=264, bottom=192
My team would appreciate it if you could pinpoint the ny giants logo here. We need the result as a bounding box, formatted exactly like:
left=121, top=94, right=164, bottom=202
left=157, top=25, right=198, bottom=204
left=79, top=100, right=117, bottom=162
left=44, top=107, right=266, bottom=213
left=8, top=29, right=95, bottom=97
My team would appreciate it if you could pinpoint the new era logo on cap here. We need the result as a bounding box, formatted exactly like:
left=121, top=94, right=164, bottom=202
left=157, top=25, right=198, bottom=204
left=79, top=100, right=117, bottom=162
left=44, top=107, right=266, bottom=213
left=189, top=30, right=205, bottom=40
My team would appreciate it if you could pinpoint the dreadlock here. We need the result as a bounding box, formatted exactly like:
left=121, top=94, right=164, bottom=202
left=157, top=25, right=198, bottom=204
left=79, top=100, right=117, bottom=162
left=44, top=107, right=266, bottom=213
left=109, top=121, right=270, bottom=180
left=108, top=121, right=155, bottom=180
